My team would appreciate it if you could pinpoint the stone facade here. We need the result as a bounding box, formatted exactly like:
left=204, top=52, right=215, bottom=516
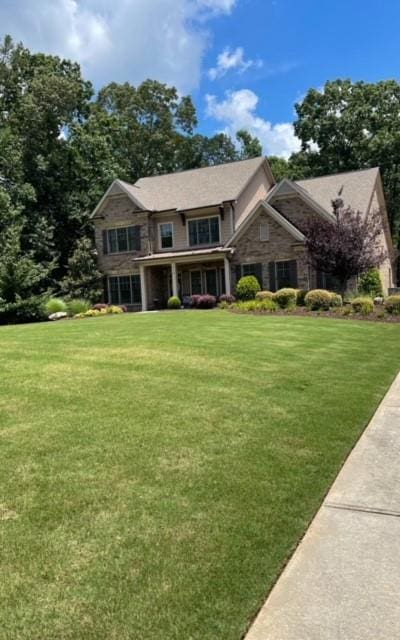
left=230, top=209, right=310, bottom=290
left=271, top=194, right=320, bottom=231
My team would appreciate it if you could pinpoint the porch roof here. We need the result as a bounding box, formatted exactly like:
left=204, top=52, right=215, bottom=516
left=133, top=246, right=233, bottom=266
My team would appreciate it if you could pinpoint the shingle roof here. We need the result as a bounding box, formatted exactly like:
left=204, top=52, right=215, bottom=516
left=128, top=156, right=266, bottom=211
left=296, top=167, right=380, bottom=215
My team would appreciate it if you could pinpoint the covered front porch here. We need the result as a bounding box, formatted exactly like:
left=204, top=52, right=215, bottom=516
left=134, top=248, right=233, bottom=311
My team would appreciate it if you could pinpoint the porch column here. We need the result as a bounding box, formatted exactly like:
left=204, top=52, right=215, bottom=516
left=171, top=262, right=178, bottom=298
left=224, top=256, right=232, bottom=296
left=139, top=264, right=148, bottom=311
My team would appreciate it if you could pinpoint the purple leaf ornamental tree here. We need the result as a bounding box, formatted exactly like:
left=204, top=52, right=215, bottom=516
left=303, top=201, right=387, bottom=295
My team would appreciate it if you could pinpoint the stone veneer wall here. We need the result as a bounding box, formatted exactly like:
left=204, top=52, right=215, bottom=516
left=231, top=210, right=310, bottom=291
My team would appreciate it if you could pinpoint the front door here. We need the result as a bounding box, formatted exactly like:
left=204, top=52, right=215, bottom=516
left=204, top=269, right=218, bottom=296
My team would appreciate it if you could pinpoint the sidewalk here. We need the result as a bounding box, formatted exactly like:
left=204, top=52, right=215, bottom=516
left=245, top=373, right=400, bottom=640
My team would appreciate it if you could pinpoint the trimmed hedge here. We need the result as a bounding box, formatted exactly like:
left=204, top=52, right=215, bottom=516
left=351, top=296, right=374, bottom=315
left=273, top=288, right=297, bottom=309
left=255, top=290, right=273, bottom=301
left=296, top=289, right=308, bottom=306
left=236, top=275, right=261, bottom=300
left=167, top=296, right=181, bottom=309
left=304, top=289, right=332, bottom=310
left=385, top=295, right=400, bottom=314
left=330, top=293, right=343, bottom=308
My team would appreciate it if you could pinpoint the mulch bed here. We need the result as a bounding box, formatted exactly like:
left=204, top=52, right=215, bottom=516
left=229, top=306, right=400, bottom=323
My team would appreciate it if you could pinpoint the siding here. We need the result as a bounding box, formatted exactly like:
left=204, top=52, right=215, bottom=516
left=234, top=165, right=272, bottom=229
left=152, top=206, right=232, bottom=252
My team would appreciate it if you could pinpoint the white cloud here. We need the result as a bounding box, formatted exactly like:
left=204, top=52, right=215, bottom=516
left=0, top=0, right=238, bottom=92
left=208, top=46, right=262, bottom=80
left=206, top=89, right=300, bottom=158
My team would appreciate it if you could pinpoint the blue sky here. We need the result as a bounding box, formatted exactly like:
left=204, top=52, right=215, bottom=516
left=1, top=0, right=399, bottom=157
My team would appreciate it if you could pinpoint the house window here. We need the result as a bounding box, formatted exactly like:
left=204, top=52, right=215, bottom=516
left=188, top=216, right=220, bottom=246
left=190, top=270, right=202, bottom=295
left=260, top=223, right=269, bottom=241
left=159, top=222, right=174, bottom=249
left=108, top=275, right=142, bottom=305
left=270, top=260, right=298, bottom=290
left=236, top=263, right=263, bottom=287
left=105, top=226, right=140, bottom=254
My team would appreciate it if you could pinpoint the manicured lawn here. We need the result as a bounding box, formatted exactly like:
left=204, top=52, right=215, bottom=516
left=1, top=311, right=400, bottom=640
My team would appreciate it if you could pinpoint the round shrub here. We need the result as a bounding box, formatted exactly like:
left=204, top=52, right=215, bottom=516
left=330, top=293, right=343, bottom=308
left=273, top=288, right=297, bottom=309
left=167, top=296, right=181, bottom=309
left=296, top=289, right=308, bottom=306
left=385, top=295, right=400, bottom=314
left=235, top=275, right=261, bottom=300
left=106, top=305, right=124, bottom=314
left=67, top=298, right=91, bottom=316
left=219, top=294, right=236, bottom=304
left=351, top=296, right=374, bottom=315
left=359, top=268, right=383, bottom=298
left=255, top=290, right=273, bottom=301
left=304, top=289, right=332, bottom=310
left=44, top=297, right=67, bottom=315
left=196, top=294, right=217, bottom=309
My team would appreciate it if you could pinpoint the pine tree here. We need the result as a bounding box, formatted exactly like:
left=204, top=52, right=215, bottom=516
left=61, top=237, right=102, bottom=302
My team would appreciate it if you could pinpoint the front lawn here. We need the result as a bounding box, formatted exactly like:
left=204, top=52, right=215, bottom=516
left=1, top=311, right=400, bottom=639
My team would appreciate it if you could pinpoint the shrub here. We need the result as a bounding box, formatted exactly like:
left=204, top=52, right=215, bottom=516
left=359, top=268, right=383, bottom=298
left=296, top=289, right=308, bottom=306
left=330, top=293, right=343, bottom=308
left=273, top=288, right=297, bottom=309
left=255, top=290, right=273, bottom=301
left=342, top=305, right=352, bottom=316
left=93, top=303, right=108, bottom=311
left=235, top=299, right=277, bottom=313
left=67, top=298, right=91, bottom=316
left=84, top=309, right=102, bottom=317
left=258, top=299, right=278, bottom=312
left=219, top=294, right=236, bottom=304
left=196, top=294, right=217, bottom=309
left=304, top=289, right=332, bottom=310
left=385, top=295, right=400, bottom=315
left=167, top=296, right=181, bottom=309
left=235, top=275, right=261, bottom=300
left=106, top=305, right=124, bottom=314
left=44, top=297, right=67, bottom=315
left=190, top=295, right=201, bottom=308
left=219, top=300, right=230, bottom=309
left=0, top=296, right=47, bottom=325
left=351, top=296, right=374, bottom=315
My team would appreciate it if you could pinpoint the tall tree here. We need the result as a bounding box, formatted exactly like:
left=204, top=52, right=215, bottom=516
left=294, top=79, right=400, bottom=233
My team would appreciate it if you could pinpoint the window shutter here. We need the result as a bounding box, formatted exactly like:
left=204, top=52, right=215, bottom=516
left=102, top=230, right=108, bottom=255
left=289, top=260, right=298, bottom=288
left=129, top=225, right=141, bottom=251
left=268, top=262, right=276, bottom=291
left=235, top=265, right=242, bottom=285
left=316, top=270, right=324, bottom=288
left=254, top=263, right=263, bottom=287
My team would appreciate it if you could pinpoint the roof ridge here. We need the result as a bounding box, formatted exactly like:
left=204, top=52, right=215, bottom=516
left=297, top=167, right=379, bottom=183
left=133, top=156, right=264, bottom=184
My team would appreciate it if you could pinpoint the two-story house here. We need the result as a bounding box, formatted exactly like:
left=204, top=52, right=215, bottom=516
left=91, top=157, right=396, bottom=310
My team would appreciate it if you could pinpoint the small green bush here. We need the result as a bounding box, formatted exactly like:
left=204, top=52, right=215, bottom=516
left=351, top=296, right=374, bottom=315
left=304, top=289, right=332, bottom=310
left=0, top=296, right=47, bottom=325
left=385, top=295, right=400, bottom=315
left=273, top=288, right=297, bottom=309
left=330, top=293, right=343, bottom=308
left=106, top=305, right=124, bottom=314
left=236, top=275, right=261, bottom=300
left=342, top=305, right=352, bottom=316
left=44, top=297, right=67, bottom=315
left=67, top=299, right=91, bottom=316
left=84, top=309, right=102, bottom=317
left=255, top=290, right=273, bottom=301
left=235, top=299, right=277, bottom=313
left=167, top=296, right=181, bottom=309
left=296, top=289, right=308, bottom=306
left=359, top=268, right=383, bottom=298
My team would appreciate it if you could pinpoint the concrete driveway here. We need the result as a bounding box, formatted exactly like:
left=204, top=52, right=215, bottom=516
left=245, top=373, right=400, bottom=640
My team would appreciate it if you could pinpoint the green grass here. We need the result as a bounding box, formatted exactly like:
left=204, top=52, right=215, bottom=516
left=1, top=311, right=400, bottom=640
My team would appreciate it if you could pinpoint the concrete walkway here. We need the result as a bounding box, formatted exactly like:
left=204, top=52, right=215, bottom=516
left=245, top=373, right=400, bottom=640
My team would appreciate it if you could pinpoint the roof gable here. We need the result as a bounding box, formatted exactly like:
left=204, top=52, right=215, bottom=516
left=226, top=200, right=305, bottom=246
left=90, top=179, right=145, bottom=218
left=132, top=157, right=269, bottom=211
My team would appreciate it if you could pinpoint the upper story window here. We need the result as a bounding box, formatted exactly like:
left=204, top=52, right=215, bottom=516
left=260, top=223, right=269, bottom=241
left=102, top=225, right=141, bottom=255
left=188, top=216, right=220, bottom=247
left=159, top=222, right=174, bottom=249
